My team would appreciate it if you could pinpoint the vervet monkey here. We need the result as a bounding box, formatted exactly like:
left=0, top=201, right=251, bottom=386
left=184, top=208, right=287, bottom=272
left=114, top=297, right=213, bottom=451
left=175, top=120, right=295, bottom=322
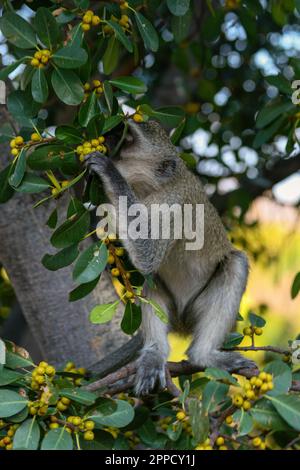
left=85, top=120, right=254, bottom=395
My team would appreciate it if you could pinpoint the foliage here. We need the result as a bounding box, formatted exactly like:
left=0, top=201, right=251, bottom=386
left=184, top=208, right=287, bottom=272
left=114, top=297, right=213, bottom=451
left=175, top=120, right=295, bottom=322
left=1, top=0, right=300, bottom=451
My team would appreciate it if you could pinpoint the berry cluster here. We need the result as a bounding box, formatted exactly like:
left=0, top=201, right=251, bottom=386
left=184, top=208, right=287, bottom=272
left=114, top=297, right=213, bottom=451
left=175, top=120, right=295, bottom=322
left=81, top=10, right=101, bottom=31
left=63, top=361, right=86, bottom=386
left=225, top=0, right=241, bottom=9
left=196, top=438, right=213, bottom=451
left=76, top=136, right=107, bottom=163
left=252, top=436, right=266, bottom=450
left=243, top=325, right=263, bottom=336
left=10, top=133, right=43, bottom=157
left=103, top=14, right=131, bottom=34
left=106, top=243, right=135, bottom=301
left=0, top=423, right=18, bottom=450
left=31, top=50, right=51, bottom=68
left=51, top=180, right=70, bottom=198
left=30, top=361, right=55, bottom=391
left=232, top=371, right=274, bottom=411
left=83, top=79, right=104, bottom=100
left=120, top=0, right=129, bottom=9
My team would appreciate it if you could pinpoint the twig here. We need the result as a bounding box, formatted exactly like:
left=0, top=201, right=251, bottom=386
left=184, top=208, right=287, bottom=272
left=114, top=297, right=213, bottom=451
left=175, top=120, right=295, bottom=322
left=85, top=361, right=137, bottom=392
left=285, top=435, right=300, bottom=449
left=165, top=367, right=181, bottom=398
left=227, top=345, right=290, bottom=355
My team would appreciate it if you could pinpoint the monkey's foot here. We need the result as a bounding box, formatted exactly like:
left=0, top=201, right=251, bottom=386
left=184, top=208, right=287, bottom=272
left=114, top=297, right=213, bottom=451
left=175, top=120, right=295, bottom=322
left=189, top=351, right=257, bottom=372
left=134, top=353, right=166, bottom=396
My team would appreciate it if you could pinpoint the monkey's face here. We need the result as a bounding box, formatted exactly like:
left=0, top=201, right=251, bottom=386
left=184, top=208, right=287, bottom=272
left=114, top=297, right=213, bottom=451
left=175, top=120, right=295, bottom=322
left=119, top=120, right=176, bottom=162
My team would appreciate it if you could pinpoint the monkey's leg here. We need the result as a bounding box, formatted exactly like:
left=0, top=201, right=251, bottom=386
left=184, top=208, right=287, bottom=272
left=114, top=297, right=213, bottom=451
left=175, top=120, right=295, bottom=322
left=187, top=250, right=256, bottom=371
left=135, top=283, right=171, bottom=395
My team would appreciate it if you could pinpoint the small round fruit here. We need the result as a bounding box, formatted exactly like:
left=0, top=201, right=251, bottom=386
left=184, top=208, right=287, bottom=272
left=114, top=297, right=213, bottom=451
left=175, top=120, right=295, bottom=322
left=49, top=423, right=59, bottom=429
left=11, top=148, right=19, bottom=156
left=84, top=430, right=94, bottom=441
left=15, top=136, right=24, bottom=145
left=31, top=132, right=41, bottom=141
left=260, top=383, right=268, bottom=393
left=61, top=397, right=71, bottom=406
left=81, top=23, right=91, bottom=31
left=225, top=415, right=233, bottom=425
left=45, top=365, right=55, bottom=376
left=219, top=445, right=228, bottom=450
left=133, top=113, right=143, bottom=123
left=72, top=417, right=81, bottom=426
left=57, top=402, right=67, bottom=411
left=267, top=381, right=274, bottom=390
left=176, top=411, right=186, bottom=421
left=84, top=420, right=95, bottom=431
left=232, top=394, right=244, bottom=407
left=246, top=390, right=255, bottom=400
left=125, top=291, right=134, bottom=299
left=31, top=58, right=40, bottom=67
left=255, top=378, right=263, bottom=388
left=252, top=437, right=262, bottom=447
left=115, top=247, right=124, bottom=256
left=107, top=254, right=115, bottom=264
left=111, top=268, right=120, bottom=277
left=98, top=136, right=105, bottom=143
left=216, top=436, right=224, bottom=446
left=258, top=372, right=267, bottom=381
left=36, top=366, right=45, bottom=375
left=51, top=187, right=60, bottom=197
left=92, top=15, right=101, bottom=25
left=10, top=139, right=16, bottom=148
left=254, top=327, right=263, bottom=336
left=243, top=327, right=252, bottom=336
left=83, top=14, right=92, bottom=23
left=243, top=400, right=251, bottom=410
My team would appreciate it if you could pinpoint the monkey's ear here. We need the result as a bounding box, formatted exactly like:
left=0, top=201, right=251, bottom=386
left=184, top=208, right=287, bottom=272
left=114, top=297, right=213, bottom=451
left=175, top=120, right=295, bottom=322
left=155, top=158, right=177, bottom=178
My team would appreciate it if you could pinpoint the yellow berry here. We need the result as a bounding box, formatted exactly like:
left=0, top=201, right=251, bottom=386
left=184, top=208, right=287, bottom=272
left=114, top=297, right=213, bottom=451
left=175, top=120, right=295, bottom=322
left=98, top=136, right=105, bottom=143
left=41, top=55, right=49, bottom=64
left=49, top=423, right=59, bottom=429
left=31, top=58, right=40, bottom=67
left=255, top=378, right=263, bottom=388
left=133, top=113, right=143, bottom=123
left=252, top=437, right=262, bottom=447
left=43, top=49, right=51, bottom=57
left=243, top=327, right=252, bottom=336
left=29, top=406, right=37, bottom=415
left=35, top=375, right=45, bottom=384
left=34, top=51, right=42, bottom=59
left=84, top=420, right=95, bottom=430
left=83, top=14, right=92, bottom=23
left=45, top=365, right=55, bottom=376
left=11, top=148, right=19, bottom=156
left=225, top=415, right=233, bottom=425
left=260, top=383, right=268, bottom=393
left=92, top=15, right=101, bottom=26
left=65, top=427, right=72, bottom=434
left=243, top=400, right=251, bottom=410
left=81, top=23, right=91, bottom=31
left=258, top=372, right=267, bottom=381
left=260, top=442, right=266, bottom=450
left=36, top=366, right=45, bottom=375
left=39, top=361, right=48, bottom=368
left=125, top=291, right=134, bottom=299
left=15, top=136, right=24, bottom=145
left=219, top=445, right=228, bottom=450
left=107, top=254, right=115, bottom=264
left=216, top=436, right=224, bottom=446
left=111, top=268, right=120, bottom=277
left=38, top=405, right=48, bottom=416
left=61, top=397, right=71, bottom=406
left=51, top=187, right=60, bottom=197
left=57, top=402, right=67, bottom=411
left=267, top=381, right=274, bottom=390
left=10, top=139, right=16, bottom=148
left=233, top=394, right=244, bottom=407
left=246, top=390, right=255, bottom=400
left=61, top=180, right=69, bottom=188
left=72, top=417, right=81, bottom=426
left=92, top=80, right=101, bottom=88
left=115, top=248, right=125, bottom=256
left=254, top=327, right=263, bottom=336
left=84, top=430, right=94, bottom=441
left=31, top=132, right=41, bottom=142
left=91, top=139, right=99, bottom=147
left=266, top=373, right=273, bottom=382
left=96, top=86, right=103, bottom=94
left=7, top=430, right=14, bottom=438
left=176, top=411, right=186, bottom=421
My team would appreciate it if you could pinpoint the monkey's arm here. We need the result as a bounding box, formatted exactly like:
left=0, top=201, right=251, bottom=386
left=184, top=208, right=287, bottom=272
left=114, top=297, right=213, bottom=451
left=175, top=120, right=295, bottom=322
left=86, top=154, right=175, bottom=275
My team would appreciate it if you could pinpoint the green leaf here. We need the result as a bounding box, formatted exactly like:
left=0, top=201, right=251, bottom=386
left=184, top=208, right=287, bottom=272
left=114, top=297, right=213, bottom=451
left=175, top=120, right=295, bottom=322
left=59, top=388, right=96, bottom=405
left=171, top=118, right=186, bottom=144
left=5, top=350, right=34, bottom=370
left=9, top=148, right=27, bottom=188
left=13, top=418, right=40, bottom=450
left=50, top=209, right=90, bottom=249
left=78, top=92, right=99, bottom=127
left=250, top=400, right=290, bottom=431
left=253, top=116, right=285, bottom=148
left=89, top=301, right=119, bottom=324
left=233, top=409, right=254, bottom=436
left=47, top=209, right=58, bottom=229
left=256, top=101, right=295, bottom=129
left=27, top=144, right=77, bottom=171
left=31, top=68, right=49, bottom=103
left=167, top=0, right=190, bottom=16
left=264, top=360, right=292, bottom=396
left=265, top=75, right=291, bottom=95
left=0, top=59, right=25, bottom=80
left=51, top=69, right=84, bottom=106
left=73, top=242, right=108, bottom=284
left=103, top=81, right=114, bottom=115
left=109, top=76, right=147, bottom=94
left=189, top=398, right=209, bottom=443
left=15, top=174, right=50, bottom=194
left=249, top=312, right=266, bottom=327
left=134, top=12, right=159, bottom=52
left=171, top=8, right=192, bottom=42
left=52, top=46, right=88, bottom=69
left=0, top=13, right=37, bottom=49
left=55, top=126, right=83, bottom=144
left=103, top=36, right=120, bottom=75
left=202, top=381, right=229, bottom=414
left=106, top=20, right=133, bottom=52
left=7, top=90, right=40, bottom=125
left=121, top=302, right=142, bottom=335
left=0, top=164, right=14, bottom=203
left=91, top=400, right=134, bottom=428
left=34, top=7, right=60, bottom=49
left=41, top=428, right=73, bottom=450
left=0, top=389, right=28, bottom=418
left=204, top=367, right=238, bottom=385
left=223, top=332, right=244, bottom=349
left=142, top=105, right=185, bottom=127
left=102, top=115, right=123, bottom=133
left=80, top=430, right=114, bottom=450
left=42, top=245, right=79, bottom=271
left=291, top=272, right=300, bottom=299
left=146, top=299, right=168, bottom=323
left=0, top=368, right=23, bottom=386
left=267, top=394, right=300, bottom=431
left=69, top=276, right=100, bottom=302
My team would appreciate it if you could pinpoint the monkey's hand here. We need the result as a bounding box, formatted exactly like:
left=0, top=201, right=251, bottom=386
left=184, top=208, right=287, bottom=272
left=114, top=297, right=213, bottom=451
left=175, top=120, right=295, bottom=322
left=134, top=349, right=166, bottom=396
left=84, top=152, right=110, bottom=177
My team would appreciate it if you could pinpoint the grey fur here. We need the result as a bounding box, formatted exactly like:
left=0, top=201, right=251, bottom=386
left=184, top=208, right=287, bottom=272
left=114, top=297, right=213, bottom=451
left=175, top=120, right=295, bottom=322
left=85, top=120, right=254, bottom=395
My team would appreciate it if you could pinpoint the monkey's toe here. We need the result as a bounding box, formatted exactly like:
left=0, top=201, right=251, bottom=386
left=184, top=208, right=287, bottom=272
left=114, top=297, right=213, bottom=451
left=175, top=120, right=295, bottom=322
left=134, top=359, right=166, bottom=396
